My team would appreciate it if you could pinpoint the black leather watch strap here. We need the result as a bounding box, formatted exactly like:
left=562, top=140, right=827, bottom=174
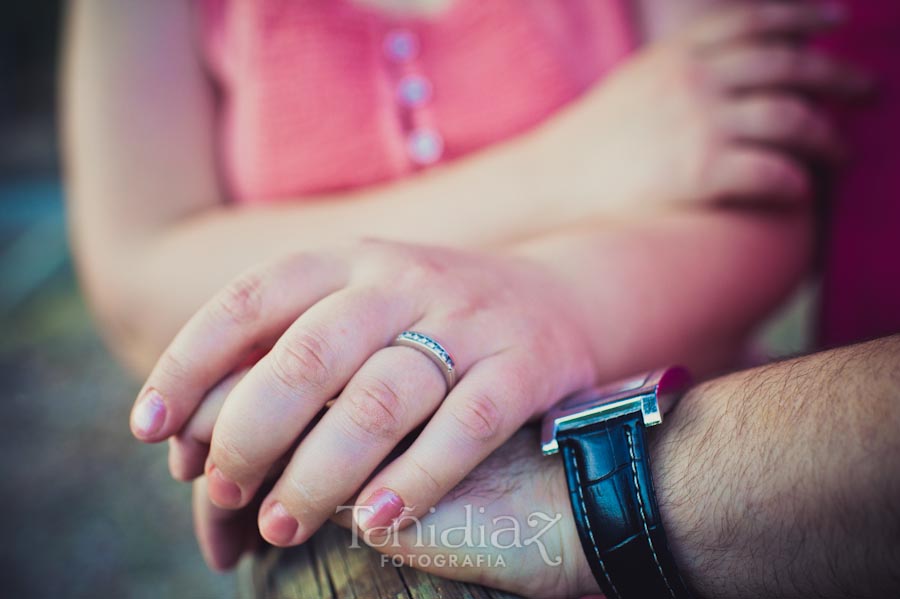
left=559, top=411, right=693, bottom=599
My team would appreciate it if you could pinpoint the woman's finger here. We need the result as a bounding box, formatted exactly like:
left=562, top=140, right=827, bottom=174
left=256, top=345, right=450, bottom=546
left=204, top=286, right=419, bottom=510
left=704, top=146, right=810, bottom=205
left=192, top=477, right=256, bottom=572
left=130, top=252, right=348, bottom=444
left=350, top=352, right=536, bottom=533
left=689, top=1, right=845, bottom=49
left=709, top=45, right=872, bottom=98
left=723, top=94, right=842, bottom=161
left=168, top=368, right=249, bottom=481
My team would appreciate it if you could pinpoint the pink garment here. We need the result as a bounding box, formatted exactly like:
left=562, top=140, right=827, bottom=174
left=818, top=2, right=900, bottom=346
left=196, top=0, right=899, bottom=346
left=196, top=0, right=634, bottom=203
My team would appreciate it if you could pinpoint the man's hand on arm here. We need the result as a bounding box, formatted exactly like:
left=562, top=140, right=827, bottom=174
left=358, top=336, right=900, bottom=599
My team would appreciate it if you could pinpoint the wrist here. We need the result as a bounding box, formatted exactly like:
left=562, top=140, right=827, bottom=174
left=542, top=368, right=699, bottom=598
left=543, top=456, right=604, bottom=597
left=645, top=381, right=730, bottom=598
left=496, top=242, right=608, bottom=371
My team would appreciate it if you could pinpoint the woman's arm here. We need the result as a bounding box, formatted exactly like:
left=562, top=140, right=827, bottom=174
left=508, top=205, right=811, bottom=378
left=63, top=0, right=854, bottom=372
left=351, top=335, right=900, bottom=599
left=62, top=0, right=582, bottom=371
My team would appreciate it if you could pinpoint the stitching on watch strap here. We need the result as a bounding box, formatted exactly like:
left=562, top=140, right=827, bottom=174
left=569, top=447, right=621, bottom=599
left=625, top=428, right=677, bottom=599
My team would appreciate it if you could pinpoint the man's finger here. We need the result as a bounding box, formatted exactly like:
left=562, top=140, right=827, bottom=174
left=169, top=368, right=249, bottom=481
left=192, top=477, right=255, bottom=572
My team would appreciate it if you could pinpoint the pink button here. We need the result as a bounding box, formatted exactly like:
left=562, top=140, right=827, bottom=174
left=384, top=29, right=419, bottom=63
left=397, top=74, right=432, bottom=107
left=407, top=128, right=443, bottom=165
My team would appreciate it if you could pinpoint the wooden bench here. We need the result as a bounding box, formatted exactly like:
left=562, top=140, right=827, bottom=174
left=242, top=522, right=521, bottom=599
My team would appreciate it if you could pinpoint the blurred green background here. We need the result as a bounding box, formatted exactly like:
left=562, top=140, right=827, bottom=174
left=0, top=4, right=232, bottom=597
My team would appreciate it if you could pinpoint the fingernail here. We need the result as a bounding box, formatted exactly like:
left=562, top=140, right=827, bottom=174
left=260, top=501, right=299, bottom=546
left=207, top=465, right=243, bottom=507
left=131, top=388, right=166, bottom=438
left=356, top=488, right=404, bottom=531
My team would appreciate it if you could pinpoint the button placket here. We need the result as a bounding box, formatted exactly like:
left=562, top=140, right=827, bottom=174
left=384, top=29, right=419, bottom=63
left=382, top=27, right=443, bottom=167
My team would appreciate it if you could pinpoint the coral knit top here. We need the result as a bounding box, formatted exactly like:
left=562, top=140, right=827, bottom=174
left=195, top=0, right=634, bottom=202
left=196, top=0, right=900, bottom=348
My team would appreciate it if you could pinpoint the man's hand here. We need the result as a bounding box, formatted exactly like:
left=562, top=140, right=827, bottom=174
left=331, top=427, right=599, bottom=599
left=343, top=336, right=900, bottom=599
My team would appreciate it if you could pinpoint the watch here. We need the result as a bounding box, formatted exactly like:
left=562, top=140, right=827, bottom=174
left=542, top=367, right=694, bottom=599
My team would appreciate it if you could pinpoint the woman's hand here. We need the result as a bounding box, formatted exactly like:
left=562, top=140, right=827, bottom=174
left=543, top=1, right=871, bottom=210
left=130, top=239, right=598, bottom=549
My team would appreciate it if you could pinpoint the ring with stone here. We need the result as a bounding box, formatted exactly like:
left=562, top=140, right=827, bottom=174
left=390, top=331, right=457, bottom=392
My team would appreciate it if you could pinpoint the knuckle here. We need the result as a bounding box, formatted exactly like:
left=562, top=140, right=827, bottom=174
left=406, top=454, right=442, bottom=495
left=769, top=47, right=801, bottom=78
left=450, top=393, right=503, bottom=443
left=396, top=254, right=447, bottom=291
left=351, top=239, right=450, bottom=293
left=213, top=434, right=254, bottom=474
left=215, top=271, right=264, bottom=325
left=156, top=348, right=194, bottom=385
left=342, top=377, right=407, bottom=442
left=441, top=288, right=491, bottom=322
left=755, top=97, right=806, bottom=135
left=775, top=100, right=811, bottom=134
left=282, top=477, right=329, bottom=517
left=270, top=331, right=335, bottom=393
left=753, top=155, right=803, bottom=191
left=354, top=238, right=403, bottom=269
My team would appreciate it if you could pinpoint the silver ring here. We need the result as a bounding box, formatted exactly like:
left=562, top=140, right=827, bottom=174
left=391, top=331, right=457, bottom=391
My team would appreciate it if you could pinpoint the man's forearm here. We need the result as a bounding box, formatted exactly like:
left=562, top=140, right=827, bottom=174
left=651, top=335, right=900, bottom=598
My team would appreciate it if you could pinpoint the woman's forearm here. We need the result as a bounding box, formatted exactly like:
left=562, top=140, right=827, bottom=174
left=506, top=207, right=812, bottom=378
left=67, top=0, right=638, bottom=373
left=66, top=0, right=837, bottom=375
left=67, top=0, right=653, bottom=373
left=80, top=130, right=630, bottom=375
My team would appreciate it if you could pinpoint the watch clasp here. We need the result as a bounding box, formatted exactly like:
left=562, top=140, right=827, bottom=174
left=541, top=366, right=691, bottom=455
